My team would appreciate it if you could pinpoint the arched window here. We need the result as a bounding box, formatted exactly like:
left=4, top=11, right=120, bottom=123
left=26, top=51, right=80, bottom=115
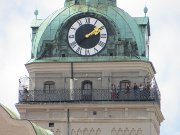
left=81, top=80, right=92, bottom=100
left=120, top=80, right=131, bottom=90
left=82, top=80, right=92, bottom=90
left=44, top=81, right=55, bottom=91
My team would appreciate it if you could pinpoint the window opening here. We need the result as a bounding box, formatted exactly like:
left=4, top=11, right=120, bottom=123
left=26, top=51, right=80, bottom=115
left=49, top=123, right=54, bottom=127
left=81, top=80, right=93, bottom=100
left=44, top=81, right=55, bottom=91
left=120, top=80, right=131, bottom=90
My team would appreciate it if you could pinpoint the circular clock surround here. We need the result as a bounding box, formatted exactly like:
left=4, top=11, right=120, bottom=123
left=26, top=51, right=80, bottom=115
left=68, top=17, right=108, bottom=56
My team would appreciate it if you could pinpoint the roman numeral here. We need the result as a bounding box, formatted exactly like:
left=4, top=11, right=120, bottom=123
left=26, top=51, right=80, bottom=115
left=69, top=35, right=75, bottom=38
left=77, top=20, right=82, bottom=26
left=70, top=41, right=77, bottom=48
left=100, top=26, right=105, bottom=30
left=76, top=47, right=82, bottom=54
left=94, top=48, right=99, bottom=53
left=70, top=27, right=76, bottom=30
left=85, top=49, right=90, bottom=55
left=98, top=41, right=106, bottom=48
left=71, top=27, right=76, bottom=30
left=85, top=17, right=91, bottom=24
left=100, top=34, right=107, bottom=38
left=94, top=19, right=98, bottom=25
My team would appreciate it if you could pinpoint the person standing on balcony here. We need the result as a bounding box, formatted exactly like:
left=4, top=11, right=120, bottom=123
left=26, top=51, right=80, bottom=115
left=125, top=83, right=130, bottom=94
left=144, top=82, right=151, bottom=99
left=139, top=83, right=144, bottom=99
left=146, top=82, right=151, bottom=98
left=125, top=83, right=131, bottom=100
left=23, top=87, right=29, bottom=101
left=111, top=84, right=118, bottom=100
left=133, top=83, right=139, bottom=100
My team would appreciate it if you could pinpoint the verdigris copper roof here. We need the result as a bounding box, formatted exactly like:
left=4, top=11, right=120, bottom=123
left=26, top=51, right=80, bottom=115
left=31, top=19, right=44, bottom=28
left=31, top=122, right=54, bottom=135
left=30, top=2, right=148, bottom=62
left=134, top=17, right=149, bottom=25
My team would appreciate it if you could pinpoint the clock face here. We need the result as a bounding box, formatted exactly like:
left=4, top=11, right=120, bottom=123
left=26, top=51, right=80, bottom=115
left=68, top=17, right=108, bottom=56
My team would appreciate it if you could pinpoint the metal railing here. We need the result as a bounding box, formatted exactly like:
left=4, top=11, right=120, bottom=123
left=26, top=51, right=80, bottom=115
left=18, top=87, right=160, bottom=105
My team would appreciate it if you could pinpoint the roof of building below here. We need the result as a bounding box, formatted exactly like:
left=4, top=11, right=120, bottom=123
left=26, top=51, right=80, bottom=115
left=31, top=123, right=54, bottom=135
left=0, top=103, right=20, bottom=119
left=0, top=103, right=53, bottom=135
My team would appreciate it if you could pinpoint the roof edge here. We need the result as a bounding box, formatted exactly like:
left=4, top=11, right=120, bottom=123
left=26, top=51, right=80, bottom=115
left=0, top=103, right=20, bottom=119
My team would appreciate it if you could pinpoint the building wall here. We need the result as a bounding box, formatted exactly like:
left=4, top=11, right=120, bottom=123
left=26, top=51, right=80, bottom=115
left=16, top=103, right=163, bottom=135
left=27, top=61, right=154, bottom=91
left=19, top=61, right=163, bottom=135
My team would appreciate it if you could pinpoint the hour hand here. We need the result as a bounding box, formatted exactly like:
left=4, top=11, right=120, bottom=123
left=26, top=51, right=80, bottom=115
left=85, top=27, right=101, bottom=38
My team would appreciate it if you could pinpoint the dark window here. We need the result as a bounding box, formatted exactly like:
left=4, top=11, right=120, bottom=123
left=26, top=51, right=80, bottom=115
left=120, top=80, right=131, bottom=90
left=93, top=111, right=97, bottom=115
left=49, top=123, right=54, bottom=127
left=81, top=80, right=93, bottom=100
left=110, top=53, right=113, bottom=56
left=75, top=0, right=79, bottom=4
left=83, top=81, right=92, bottom=90
left=62, top=54, right=66, bottom=57
left=44, top=81, right=55, bottom=91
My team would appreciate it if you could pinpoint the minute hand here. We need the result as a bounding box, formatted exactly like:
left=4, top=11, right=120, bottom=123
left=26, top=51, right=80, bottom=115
left=85, top=27, right=101, bottom=38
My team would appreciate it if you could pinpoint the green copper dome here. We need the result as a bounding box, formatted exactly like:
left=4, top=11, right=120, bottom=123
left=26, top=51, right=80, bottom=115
left=30, top=1, right=149, bottom=63
left=64, top=0, right=117, bottom=7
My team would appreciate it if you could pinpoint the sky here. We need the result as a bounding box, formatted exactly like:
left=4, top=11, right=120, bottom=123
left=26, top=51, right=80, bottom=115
left=0, top=0, right=180, bottom=135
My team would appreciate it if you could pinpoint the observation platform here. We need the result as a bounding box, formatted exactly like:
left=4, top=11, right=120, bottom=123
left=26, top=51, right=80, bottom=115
left=18, top=86, right=160, bottom=105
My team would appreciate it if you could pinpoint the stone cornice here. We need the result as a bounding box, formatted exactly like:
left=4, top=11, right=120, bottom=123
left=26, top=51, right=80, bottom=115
left=26, top=61, right=156, bottom=77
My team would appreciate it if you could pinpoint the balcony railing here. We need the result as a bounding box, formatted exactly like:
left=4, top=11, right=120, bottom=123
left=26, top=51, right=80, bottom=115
left=19, top=87, right=160, bottom=105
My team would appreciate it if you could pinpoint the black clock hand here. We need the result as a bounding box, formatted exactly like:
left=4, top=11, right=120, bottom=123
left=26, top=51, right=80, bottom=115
left=78, top=37, right=87, bottom=45
left=78, top=32, right=92, bottom=45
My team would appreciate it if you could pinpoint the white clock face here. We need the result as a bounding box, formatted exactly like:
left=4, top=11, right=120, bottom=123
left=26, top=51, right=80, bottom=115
left=68, top=17, right=108, bottom=56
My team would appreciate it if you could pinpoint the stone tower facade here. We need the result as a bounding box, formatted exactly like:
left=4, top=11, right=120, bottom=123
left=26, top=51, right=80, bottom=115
left=16, top=0, right=164, bottom=135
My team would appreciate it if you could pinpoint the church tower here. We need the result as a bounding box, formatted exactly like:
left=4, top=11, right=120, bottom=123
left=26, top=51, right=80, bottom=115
left=16, top=0, right=164, bottom=135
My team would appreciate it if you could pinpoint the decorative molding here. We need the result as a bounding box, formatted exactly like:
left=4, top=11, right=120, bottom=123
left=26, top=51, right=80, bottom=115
left=71, top=128, right=101, bottom=135
left=111, top=128, right=143, bottom=135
